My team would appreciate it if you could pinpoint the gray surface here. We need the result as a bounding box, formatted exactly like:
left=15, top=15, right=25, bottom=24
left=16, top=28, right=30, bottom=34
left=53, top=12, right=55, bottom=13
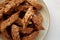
left=44, top=0, right=60, bottom=40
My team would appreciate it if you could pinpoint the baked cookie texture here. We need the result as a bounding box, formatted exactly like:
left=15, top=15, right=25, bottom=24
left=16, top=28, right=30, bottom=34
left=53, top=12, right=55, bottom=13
left=0, top=0, right=44, bottom=40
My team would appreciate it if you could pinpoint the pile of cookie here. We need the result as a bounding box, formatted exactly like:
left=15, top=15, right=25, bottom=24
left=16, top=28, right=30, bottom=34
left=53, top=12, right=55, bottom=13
left=0, top=0, right=44, bottom=40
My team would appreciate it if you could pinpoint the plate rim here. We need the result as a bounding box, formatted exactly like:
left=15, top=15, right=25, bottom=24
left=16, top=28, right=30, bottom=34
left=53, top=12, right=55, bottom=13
left=41, top=0, right=50, bottom=40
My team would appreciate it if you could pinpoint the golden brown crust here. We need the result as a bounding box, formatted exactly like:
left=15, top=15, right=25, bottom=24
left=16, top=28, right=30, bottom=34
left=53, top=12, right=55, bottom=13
left=0, top=19, right=3, bottom=32
left=0, top=9, right=4, bottom=19
left=1, top=30, right=12, bottom=40
left=11, top=24, right=20, bottom=40
left=27, top=0, right=42, bottom=10
left=5, top=0, right=11, bottom=2
left=15, top=2, right=30, bottom=12
left=22, top=6, right=35, bottom=29
left=0, top=3, right=4, bottom=19
left=32, top=13, right=44, bottom=30
left=4, top=0, right=25, bottom=13
left=0, top=0, right=44, bottom=40
left=22, top=31, right=39, bottom=40
left=23, top=28, right=33, bottom=34
left=1, top=11, right=20, bottom=32
left=19, top=27, right=34, bottom=34
left=15, top=18, right=22, bottom=26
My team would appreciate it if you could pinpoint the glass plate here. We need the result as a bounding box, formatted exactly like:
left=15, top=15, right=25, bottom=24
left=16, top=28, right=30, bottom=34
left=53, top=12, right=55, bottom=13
left=35, top=0, right=50, bottom=40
